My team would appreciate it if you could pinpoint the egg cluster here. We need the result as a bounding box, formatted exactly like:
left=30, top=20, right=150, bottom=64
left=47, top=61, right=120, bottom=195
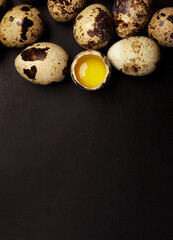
left=0, top=0, right=172, bottom=90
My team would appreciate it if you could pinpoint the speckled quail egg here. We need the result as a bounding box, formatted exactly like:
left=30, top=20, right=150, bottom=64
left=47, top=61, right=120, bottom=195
left=73, top=4, right=114, bottom=50
left=0, top=5, right=44, bottom=48
left=48, top=0, right=86, bottom=22
left=107, top=36, right=161, bottom=76
left=15, top=42, right=69, bottom=85
left=112, top=0, right=152, bottom=38
left=148, top=7, right=173, bottom=47
left=71, top=50, right=111, bottom=90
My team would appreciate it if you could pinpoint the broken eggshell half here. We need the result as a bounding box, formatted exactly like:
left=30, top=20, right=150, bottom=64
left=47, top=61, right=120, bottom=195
left=71, top=50, right=112, bottom=91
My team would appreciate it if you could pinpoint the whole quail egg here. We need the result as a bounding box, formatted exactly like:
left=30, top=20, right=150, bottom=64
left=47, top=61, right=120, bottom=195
left=15, top=42, right=69, bottom=85
left=148, top=7, right=173, bottom=47
left=73, top=4, right=114, bottom=50
left=107, top=36, right=161, bottom=76
left=0, top=5, right=44, bottom=48
left=48, top=0, right=86, bottom=22
left=71, top=50, right=111, bottom=90
left=112, top=0, right=152, bottom=38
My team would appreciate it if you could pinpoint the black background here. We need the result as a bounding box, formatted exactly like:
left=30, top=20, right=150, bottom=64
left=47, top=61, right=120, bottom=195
left=0, top=0, right=173, bottom=239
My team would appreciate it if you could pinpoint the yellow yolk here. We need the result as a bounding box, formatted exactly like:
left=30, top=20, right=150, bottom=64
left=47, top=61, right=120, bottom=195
left=74, top=54, right=106, bottom=88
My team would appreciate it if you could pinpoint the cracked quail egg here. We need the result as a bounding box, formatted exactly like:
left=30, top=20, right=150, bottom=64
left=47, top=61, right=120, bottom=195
left=71, top=50, right=111, bottom=90
left=15, top=42, right=69, bottom=85
left=113, top=0, right=152, bottom=38
left=148, top=7, right=173, bottom=47
left=107, top=36, right=161, bottom=76
left=0, top=5, right=44, bottom=48
left=48, top=0, right=86, bottom=22
left=73, top=4, right=114, bottom=49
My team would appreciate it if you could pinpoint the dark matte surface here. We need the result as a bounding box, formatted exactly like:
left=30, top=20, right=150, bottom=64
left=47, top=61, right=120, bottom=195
left=0, top=0, right=173, bottom=239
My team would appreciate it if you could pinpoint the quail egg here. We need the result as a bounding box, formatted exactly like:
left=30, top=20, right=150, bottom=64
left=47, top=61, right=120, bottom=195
left=48, top=0, right=86, bottom=22
left=148, top=7, right=173, bottom=47
left=107, top=36, right=161, bottom=76
left=73, top=4, right=114, bottom=50
left=71, top=50, right=111, bottom=90
left=15, top=42, right=69, bottom=85
left=112, top=0, right=152, bottom=38
left=0, top=5, right=44, bottom=48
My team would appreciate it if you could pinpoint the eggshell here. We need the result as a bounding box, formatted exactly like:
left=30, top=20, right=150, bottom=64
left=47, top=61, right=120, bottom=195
left=15, top=42, right=69, bottom=85
left=148, top=7, right=173, bottom=47
left=73, top=4, right=114, bottom=49
left=48, top=0, right=86, bottom=22
left=107, top=36, right=161, bottom=76
left=0, top=5, right=44, bottom=48
left=113, top=0, right=152, bottom=38
left=71, top=50, right=112, bottom=91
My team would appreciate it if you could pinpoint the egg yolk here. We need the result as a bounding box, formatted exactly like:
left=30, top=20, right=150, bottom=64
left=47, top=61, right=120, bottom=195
left=74, top=54, right=106, bottom=88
